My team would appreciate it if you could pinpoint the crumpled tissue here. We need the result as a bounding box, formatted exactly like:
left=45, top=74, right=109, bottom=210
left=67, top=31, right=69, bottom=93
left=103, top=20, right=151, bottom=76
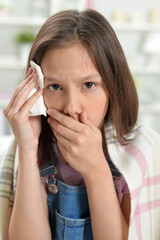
left=28, top=61, right=47, bottom=117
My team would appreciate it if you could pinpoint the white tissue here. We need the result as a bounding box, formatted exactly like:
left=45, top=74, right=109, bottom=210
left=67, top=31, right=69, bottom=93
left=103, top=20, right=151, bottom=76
left=28, top=61, right=47, bottom=117
left=30, top=60, right=44, bottom=89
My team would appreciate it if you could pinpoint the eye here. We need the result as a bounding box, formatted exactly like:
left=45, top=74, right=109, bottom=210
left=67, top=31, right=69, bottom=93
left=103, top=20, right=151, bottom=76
left=48, top=84, right=61, bottom=91
left=83, top=82, right=95, bottom=89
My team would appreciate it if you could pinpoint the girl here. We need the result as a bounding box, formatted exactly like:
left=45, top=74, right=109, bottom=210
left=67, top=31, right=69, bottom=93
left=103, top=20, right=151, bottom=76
left=3, top=9, right=160, bottom=240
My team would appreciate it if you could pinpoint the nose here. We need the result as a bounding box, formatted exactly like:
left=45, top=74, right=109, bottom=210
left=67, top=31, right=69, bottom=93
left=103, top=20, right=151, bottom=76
left=63, top=91, right=82, bottom=119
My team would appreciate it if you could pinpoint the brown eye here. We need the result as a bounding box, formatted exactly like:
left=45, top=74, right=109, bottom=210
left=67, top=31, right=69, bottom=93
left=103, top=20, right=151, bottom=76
left=84, top=82, right=95, bottom=89
left=49, top=84, right=61, bottom=91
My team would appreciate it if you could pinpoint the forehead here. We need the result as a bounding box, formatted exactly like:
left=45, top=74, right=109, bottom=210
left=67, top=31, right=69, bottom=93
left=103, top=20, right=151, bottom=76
left=41, top=43, right=98, bottom=74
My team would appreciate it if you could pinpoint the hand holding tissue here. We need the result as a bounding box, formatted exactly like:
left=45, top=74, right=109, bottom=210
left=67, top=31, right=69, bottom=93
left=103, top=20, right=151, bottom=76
left=28, top=61, right=47, bottom=117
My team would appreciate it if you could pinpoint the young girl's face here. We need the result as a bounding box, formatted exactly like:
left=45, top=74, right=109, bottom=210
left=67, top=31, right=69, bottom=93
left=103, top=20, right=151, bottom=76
left=41, top=43, right=109, bottom=129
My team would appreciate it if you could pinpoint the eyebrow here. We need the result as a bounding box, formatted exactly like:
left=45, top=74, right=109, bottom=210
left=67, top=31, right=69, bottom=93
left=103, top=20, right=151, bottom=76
left=44, top=74, right=101, bottom=83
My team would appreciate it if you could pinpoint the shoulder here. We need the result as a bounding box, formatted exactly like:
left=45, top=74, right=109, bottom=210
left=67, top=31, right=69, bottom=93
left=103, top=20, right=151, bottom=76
left=106, top=123, right=160, bottom=185
left=113, top=122, right=160, bottom=152
left=130, top=124, right=160, bottom=154
left=105, top=120, right=160, bottom=146
left=138, top=124, right=160, bottom=144
left=122, top=123, right=160, bottom=164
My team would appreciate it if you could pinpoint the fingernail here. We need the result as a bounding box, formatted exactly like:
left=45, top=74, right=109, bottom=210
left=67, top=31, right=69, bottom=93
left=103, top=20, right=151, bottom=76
left=28, top=67, right=32, bottom=73
left=84, top=111, right=87, bottom=118
left=83, top=111, right=88, bottom=121
left=47, top=117, right=51, bottom=123
left=37, top=86, right=43, bottom=92
left=47, top=109, right=52, bottom=115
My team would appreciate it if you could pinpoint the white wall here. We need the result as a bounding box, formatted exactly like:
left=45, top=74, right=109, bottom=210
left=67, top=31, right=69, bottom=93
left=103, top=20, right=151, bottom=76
left=0, top=0, right=160, bottom=135
left=94, top=0, right=160, bottom=18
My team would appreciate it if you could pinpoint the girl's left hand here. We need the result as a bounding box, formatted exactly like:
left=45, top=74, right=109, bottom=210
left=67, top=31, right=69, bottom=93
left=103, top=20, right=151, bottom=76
left=47, top=109, right=107, bottom=178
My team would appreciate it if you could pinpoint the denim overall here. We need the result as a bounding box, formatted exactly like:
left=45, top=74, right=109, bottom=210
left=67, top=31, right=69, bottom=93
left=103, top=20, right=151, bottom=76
left=40, top=145, right=121, bottom=240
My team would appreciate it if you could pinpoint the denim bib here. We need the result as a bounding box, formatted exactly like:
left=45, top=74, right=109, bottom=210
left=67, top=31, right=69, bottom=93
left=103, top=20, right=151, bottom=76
left=40, top=145, right=121, bottom=240
left=47, top=180, right=92, bottom=240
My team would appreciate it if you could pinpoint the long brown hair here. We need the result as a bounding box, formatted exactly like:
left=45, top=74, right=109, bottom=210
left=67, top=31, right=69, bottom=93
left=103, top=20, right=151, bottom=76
left=26, top=9, right=138, bottom=166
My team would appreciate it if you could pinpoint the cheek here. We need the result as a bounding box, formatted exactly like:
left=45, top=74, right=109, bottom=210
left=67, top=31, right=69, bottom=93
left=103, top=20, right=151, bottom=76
left=43, top=90, right=51, bottom=108
left=96, top=92, right=109, bottom=112
left=43, top=90, right=62, bottom=109
left=86, top=95, right=109, bottom=124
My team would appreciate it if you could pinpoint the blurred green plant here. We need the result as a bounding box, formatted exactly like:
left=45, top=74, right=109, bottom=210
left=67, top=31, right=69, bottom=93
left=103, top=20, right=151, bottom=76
left=15, top=32, right=35, bottom=44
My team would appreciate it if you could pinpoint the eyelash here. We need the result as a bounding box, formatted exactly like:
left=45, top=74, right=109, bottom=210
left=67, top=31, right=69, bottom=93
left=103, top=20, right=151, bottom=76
left=83, top=82, right=95, bottom=89
left=48, top=84, right=61, bottom=91
left=47, top=82, right=96, bottom=91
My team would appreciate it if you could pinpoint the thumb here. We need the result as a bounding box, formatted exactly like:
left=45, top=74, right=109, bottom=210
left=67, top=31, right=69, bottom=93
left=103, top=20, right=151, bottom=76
left=80, top=110, right=88, bottom=124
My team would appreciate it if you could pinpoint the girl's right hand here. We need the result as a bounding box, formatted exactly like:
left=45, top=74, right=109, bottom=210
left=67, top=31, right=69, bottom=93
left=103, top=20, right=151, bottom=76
left=3, top=68, right=43, bottom=154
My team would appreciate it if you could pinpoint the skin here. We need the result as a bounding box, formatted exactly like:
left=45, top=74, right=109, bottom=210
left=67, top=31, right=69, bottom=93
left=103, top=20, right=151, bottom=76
left=4, top=69, right=51, bottom=240
left=42, top=43, right=109, bottom=167
left=4, top=43, right=130, bottom=240
left=42, top=44, right=109, bottom=129
left=42, top=43, right=130, bottom=238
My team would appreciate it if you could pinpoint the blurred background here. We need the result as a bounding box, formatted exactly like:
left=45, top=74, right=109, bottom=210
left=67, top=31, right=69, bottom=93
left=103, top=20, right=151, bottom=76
left=0, top=0, right=160, bottom=136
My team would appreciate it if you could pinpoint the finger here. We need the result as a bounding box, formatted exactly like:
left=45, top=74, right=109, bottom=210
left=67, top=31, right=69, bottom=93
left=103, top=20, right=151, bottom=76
left=52, top=128, right=72, bottom=152
left=4, top=68, right=34, bottom=116
left=80, top=111, right=88, bottom=124
left=47, top=117, right=77, bottom=141
left=47, top=109, right=84, bottom=133
left=24, top=67, right=33, bottom=80
left=80, top=111, right=99, bottom=133
left=9, top=74, right=38, bottom=114
left=20, top=87, right=43, bottom=116
left=56, top=140, right=68, bottom=160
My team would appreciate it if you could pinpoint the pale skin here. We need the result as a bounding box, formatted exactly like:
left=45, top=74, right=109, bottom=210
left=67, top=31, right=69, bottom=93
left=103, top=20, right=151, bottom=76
left=4, top=43, right=130, bottom=240
left=4, top=69, right=51, bottom=240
